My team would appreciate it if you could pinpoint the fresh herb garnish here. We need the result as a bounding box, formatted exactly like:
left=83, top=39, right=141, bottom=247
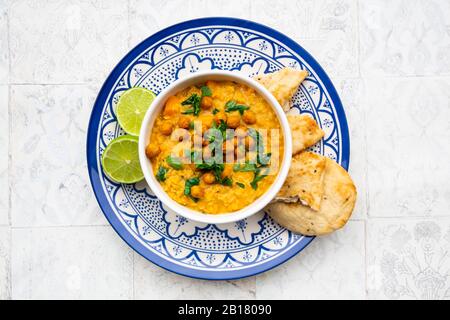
left=212, top=108, right=220, bottom=115
left=201, top=86, right=212, bottom=97
left=184, top=177, right=200, bottom=202
left=258, top=152, right=272, bottom=166
left=188, top=121, right=195, bottom=130
left=250, top=168, right=268, bottom=190
left=221, top=177, right=233, bottom=186
left=233, top=162, right=258, bottom=172
left=195, top=161, right=232, bottom=186
left=225, top=100, right=250, bottom=115
left=211, top=119, right=228, bottom=140
left=236, top=182, right=245, bottom=189
left=166, top=155, right=183, bottom=170
left=181, top=94, right=201, bottom=116
left=191, top=150, right=202, bottom=163
left=247, top=128, right=271, bottom=165
left=155, top=166, right=168, bottom=182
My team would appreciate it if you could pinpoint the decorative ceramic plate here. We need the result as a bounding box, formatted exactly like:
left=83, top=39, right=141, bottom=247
left=87, top=17, right=350, bottom=280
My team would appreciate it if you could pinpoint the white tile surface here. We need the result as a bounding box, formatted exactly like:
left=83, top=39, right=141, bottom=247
left=134, top=253, right=256, bottom=299
left=129, top=0, right=251, bottom=46
left=9, top=0, right=129, bottom=83
left=250, top=0, right=359, bottom=78
left=0, top=0, right=448, bottom=300
left=367, top=218, right=450, bottom=300
left=360, top=0, right=450, bottom=76
left=0, top=85, right=8, bottom=226
left=11, top=226, right=133, bottom=299
left=0, top=1, right=8, bottom=83
left=337, top=78, right=367, bottom=219
left=256, top=221, right=366, bottom=299
left=365, top=77, right=450, bottom=217
left=10, top=85, right=106, bottom=227
left=0, top=227, right=10, bottom=299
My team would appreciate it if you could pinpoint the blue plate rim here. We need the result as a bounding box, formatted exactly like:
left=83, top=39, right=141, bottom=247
left=86, top=17, right=350, bottom=280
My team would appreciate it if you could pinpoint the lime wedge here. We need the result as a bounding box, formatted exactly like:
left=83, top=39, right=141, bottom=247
left=101, top=135, right=144, bottom=184
left=116, top=87, right=156, bottom=136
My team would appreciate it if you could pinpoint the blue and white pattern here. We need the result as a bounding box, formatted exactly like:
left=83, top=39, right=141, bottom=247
left=86, top=18, right=349, bottom=280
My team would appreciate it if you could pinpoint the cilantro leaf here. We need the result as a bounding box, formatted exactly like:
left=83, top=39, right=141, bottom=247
left=184, top=177, right=200, bottom=202
left=236, top=182, right=245, bottom=189
left=166, top=155, right=183, bottom=170
left=250, top=168, right=269, bottom=190
left=225, top=100, right=250, bottom=115
left=181, top=94, right=201, bottom=116
left=201, top=86, right=212, bottom=97
left=233, top=162, right=258, bottom=172
left=155, top=166, right=168, bottom=182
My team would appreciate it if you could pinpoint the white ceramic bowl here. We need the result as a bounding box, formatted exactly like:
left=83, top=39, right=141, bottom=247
left=139, top=70, right=292, bottom=224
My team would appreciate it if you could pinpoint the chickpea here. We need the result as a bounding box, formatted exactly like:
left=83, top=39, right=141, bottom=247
left=221, top=164, right=233, bottom=179
left=214, top=111, right=227, bottom=125
left=190, top=185, right=204, bottom=198
left=202, top=172, right=216, bottom=184
left=178, top=116, right=191, bottom=129
left=227, top=113, right=241, bottom=129
left=145, top=143, right=160, bottom=159
left=160, top=122, right=173, bottom=136
left=242, top=110, right=257, bottom=124
left=163, top=96, right=179, bottom=117
left=200, top=96, right=213, bottom=109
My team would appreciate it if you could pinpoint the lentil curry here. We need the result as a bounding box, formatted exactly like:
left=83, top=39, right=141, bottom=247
left=146, top=80, right=284, bottom=214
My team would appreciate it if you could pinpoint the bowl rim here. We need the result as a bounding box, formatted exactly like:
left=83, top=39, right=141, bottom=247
left=138, top=70, right=292, bottom=224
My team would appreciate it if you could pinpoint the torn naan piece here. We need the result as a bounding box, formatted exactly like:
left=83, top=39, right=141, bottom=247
left=254, top=68, right=308, bottom=111
left=267, top=157, right=357, bottom=236
left=275, top=152, right=326, bottom=211
left=288, top=114, right=325, bottom=155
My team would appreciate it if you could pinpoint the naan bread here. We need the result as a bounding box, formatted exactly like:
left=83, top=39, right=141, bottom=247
left=288, top=114, right=325, bottom=155
left=267, top=157, right=356, bottom=236
left=275, top=152, right=326, bottom=211
left=254, top=68, right=308, bottom=111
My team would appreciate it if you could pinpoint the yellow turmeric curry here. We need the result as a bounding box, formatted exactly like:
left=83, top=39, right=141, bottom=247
left=145, top=80, right=284, bottom=214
